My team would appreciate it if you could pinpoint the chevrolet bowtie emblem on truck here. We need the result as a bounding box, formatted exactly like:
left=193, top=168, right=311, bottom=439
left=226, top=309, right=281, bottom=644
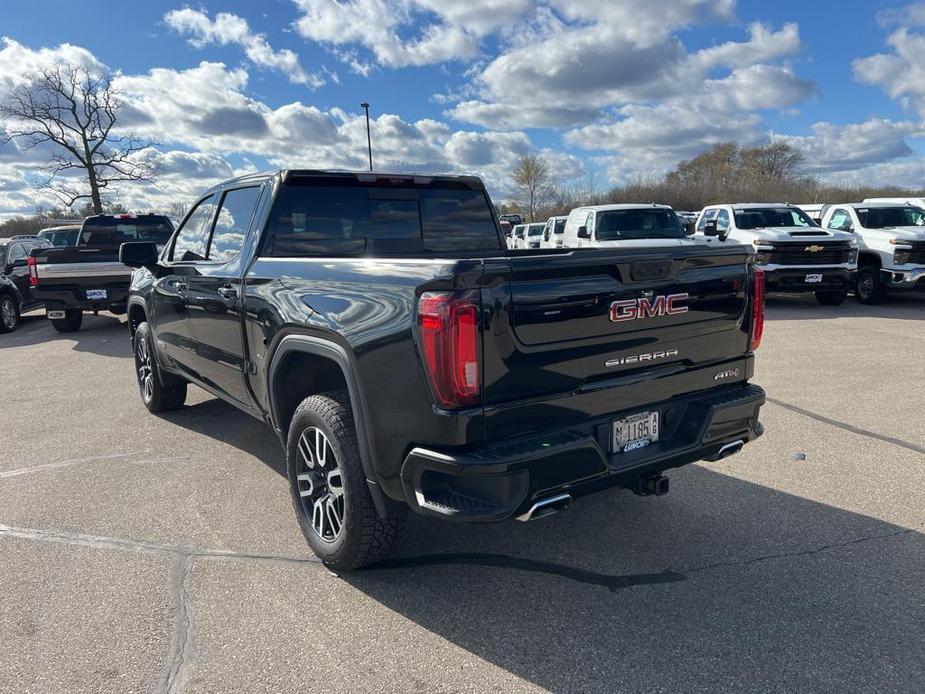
left=609, top=292, right=689, bottom=322
left=805, top=245, right=825, bottom=252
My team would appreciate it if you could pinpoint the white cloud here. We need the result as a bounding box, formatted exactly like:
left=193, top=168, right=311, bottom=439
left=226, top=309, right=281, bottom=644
left=772, top=118, right=925, bottom=174
left=291, top=0, right=540, bottom=71
left=164, top=8, right=324, bottom=87
left=562, top=65, right=813, bottom=180
left=0, top=37, right=104, bottom=99
left=854, top=27, right=925, bottom=117
left=450, top=17, right=809, bottom=129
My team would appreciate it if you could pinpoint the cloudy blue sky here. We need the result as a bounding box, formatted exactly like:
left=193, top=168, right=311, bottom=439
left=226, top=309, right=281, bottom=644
left=1, top=0, right=924, bottom=213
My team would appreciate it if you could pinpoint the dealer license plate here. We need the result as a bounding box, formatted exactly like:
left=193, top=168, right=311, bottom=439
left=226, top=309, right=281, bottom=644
left=613, top=411, right=659, bottom=453
left=86, top=289, right=108, bottom=300
left=804, top=274, right=823, bottom=284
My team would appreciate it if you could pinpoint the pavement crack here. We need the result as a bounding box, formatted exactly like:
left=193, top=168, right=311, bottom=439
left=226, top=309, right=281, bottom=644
left=160, top=553, right=194, bottom=694
left=0, top=522, right=319, bottom=565
left=0, top=451, right=148, bottom=479
left=684, top=526, right=918, bottom=575
left=767, top=397, right=925, bottom=455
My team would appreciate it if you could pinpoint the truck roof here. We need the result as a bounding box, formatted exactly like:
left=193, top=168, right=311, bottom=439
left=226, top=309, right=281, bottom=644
left=704, top=203, right=800, bottom=210
left=202, top=169, right=487, bottom=195
left=573, top=203, right=674, bottom=213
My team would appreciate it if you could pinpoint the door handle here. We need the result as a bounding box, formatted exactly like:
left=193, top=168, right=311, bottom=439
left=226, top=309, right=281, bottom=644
left=217, top=285, right=237, bottom=300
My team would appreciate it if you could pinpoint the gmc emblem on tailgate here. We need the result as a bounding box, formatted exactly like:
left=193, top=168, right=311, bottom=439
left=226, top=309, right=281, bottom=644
left=609, top=293, right=690, bottom=323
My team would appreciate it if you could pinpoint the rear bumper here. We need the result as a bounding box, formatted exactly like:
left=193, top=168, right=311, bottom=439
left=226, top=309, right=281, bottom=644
left=400, top=383, right=765, bottom=522
left=33, top=284, right=131, bottom=312
left=881, top=267, right=925, bottom=291
left=763, top=267, right=854, bottom=292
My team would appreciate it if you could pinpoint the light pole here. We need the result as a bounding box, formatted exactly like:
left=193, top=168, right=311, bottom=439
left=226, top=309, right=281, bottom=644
left=360, top=102, right=373, bottom=171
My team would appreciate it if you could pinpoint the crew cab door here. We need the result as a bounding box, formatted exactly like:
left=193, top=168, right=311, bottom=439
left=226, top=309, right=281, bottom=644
left=183, top=185, right=264, bottom=407
left=152, top=195, right=216, bottom=371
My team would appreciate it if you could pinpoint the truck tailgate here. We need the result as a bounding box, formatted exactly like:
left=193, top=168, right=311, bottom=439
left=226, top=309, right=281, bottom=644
left=480, top=246, right=753, bottom=411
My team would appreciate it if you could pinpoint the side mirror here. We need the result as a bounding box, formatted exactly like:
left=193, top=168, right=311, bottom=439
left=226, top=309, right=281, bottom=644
left=120, top=241, right=160, bottom=270
left=10, top=258, right=28, bottom=269
left=703, top=220, right=718, bottom=236
left=577, top=225, right=591, bottom=239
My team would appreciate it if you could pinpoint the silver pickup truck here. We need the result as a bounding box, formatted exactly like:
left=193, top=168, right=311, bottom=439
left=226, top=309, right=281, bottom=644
left=29, top=214, right=174, bottom=332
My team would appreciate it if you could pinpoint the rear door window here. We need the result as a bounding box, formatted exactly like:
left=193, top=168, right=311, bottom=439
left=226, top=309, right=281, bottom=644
left=265, top=181, right=501, bottom=256
left=171, top=196, right=216, bottom=262
left=208, top=186, right=261, bottom=262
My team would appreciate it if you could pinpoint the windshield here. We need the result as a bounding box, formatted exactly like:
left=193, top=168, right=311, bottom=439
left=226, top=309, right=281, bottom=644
left=527, top=224, right=545, bottom=236
left=734, top=207, right=816, bottom=229
left=595, top=209, right=684, bottom=241
left=80, top=217, right=174, bottom=247
left=857, top=207, right=925, bottom=229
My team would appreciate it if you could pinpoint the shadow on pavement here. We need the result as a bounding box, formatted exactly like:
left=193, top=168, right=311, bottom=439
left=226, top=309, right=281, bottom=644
left=765, top=292, right=925, bottom=321
left=0, top=311, right=131, bottom=358
left=158, top=397, right=286, bottom=476
left=342, top=466, right=924, bottom=692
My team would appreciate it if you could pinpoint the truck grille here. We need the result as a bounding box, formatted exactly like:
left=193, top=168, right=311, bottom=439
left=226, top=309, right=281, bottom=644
left=907, top=241, right=925, bottom=264
left=769, top=241, right=851, bottom=265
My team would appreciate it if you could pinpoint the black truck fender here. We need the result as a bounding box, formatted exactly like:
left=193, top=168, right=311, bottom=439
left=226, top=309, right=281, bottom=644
left=266, top=333, right=403, bottom=518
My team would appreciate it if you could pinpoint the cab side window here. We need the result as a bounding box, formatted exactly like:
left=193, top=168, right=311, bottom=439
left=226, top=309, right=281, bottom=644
left=208, top=187, right=261, bottom=262
left=716, top=209, right=730, bottom=232
left=697, top=209, right=717, bottom=231
left=7, top=244, right=27, bottom=263
left=827, top=209, right=853, bottom=232
left=171, top=195, right=216, bottom=262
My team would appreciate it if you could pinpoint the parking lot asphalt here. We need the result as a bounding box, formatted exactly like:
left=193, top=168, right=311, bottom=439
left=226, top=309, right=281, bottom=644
left=1, top=295, right=923, bottom=694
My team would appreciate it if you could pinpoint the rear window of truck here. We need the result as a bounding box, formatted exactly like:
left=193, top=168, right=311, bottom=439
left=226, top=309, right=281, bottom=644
left=265, top=181, right=502, bottom=256
left=79, top=216, right=174, bottom=247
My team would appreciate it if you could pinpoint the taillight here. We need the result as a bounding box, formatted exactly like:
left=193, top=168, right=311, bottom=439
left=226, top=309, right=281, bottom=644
left=417, top=291, right=480, bottom=408
left=750, top=268, right=765, bottom=351
left=27, top=256, right=38, bottom=287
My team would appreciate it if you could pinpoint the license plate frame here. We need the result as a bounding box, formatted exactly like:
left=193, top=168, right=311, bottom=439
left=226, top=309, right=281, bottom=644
left=86, top=289, right=108, bottom=300
left=612, top=411, right=659, bottom=453
left=804, top=274, right=823, bottom=284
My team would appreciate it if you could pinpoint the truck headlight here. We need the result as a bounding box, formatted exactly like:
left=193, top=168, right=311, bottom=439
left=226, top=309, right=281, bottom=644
left=894, top=249, right=910, bottom=265
left=849, top=246, right=858, bottom=264
left=754, top=246, right=773, bottom=265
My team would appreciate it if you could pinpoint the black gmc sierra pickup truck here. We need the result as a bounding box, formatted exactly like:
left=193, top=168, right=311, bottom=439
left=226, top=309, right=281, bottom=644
left=120, top=170, right=766, bottom=570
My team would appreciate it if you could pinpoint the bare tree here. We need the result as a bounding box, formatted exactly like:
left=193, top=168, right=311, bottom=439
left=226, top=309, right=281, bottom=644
left=741, top=141, right=804, bottom=181
left=513, top=152, right=555, bottom=222
left=0, top=63, right=156, bottom=213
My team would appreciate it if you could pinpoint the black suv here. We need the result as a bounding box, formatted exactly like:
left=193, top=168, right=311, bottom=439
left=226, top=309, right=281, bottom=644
left=1, top=236, right=52, bottom=333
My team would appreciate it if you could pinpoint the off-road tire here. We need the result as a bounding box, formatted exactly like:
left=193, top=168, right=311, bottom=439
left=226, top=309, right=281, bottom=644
left=287, top=391, right=405, bottom=571
left=50, top=309, right=83, bottom=333
left=0, top=294, right=19, bottom=333
left=855, top=265, right=885, bottom=304
left=133, top=321, right=187, bottom=412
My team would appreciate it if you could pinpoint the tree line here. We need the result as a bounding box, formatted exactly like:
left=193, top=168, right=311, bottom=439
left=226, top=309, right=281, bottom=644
left=508, top=142, right=925, bottom=222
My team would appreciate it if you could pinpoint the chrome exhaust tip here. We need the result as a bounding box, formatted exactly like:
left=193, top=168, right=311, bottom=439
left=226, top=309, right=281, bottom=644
left=516, top=493, right=572, bottom=522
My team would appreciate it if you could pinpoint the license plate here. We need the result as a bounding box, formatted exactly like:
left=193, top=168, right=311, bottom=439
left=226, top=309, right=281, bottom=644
left=613, top=411, right=659, bottom=453
left=86, top=289, right=108, bottom=300
left=804, top=274, right=823, bottom=284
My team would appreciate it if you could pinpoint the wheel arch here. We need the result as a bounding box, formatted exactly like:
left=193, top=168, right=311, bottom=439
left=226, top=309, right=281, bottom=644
left=858, top=251, right=882, bottom=269
left=267, top=334, right=400, bottom=517
left=127, top=297, right=148, bottom=337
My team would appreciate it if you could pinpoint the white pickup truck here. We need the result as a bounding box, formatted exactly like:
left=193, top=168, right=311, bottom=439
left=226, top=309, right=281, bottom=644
left=696, top=203, right=857, bottom=305
left=820, top=203, right=925, bottom=303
